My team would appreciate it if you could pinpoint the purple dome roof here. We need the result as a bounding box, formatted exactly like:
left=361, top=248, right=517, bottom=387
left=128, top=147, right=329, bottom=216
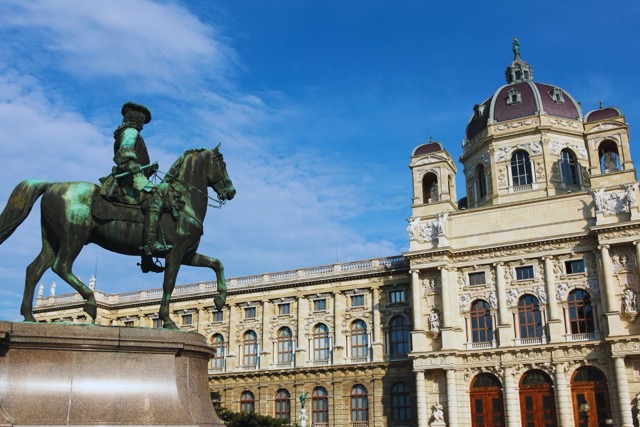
left=413, top=142, right=444, bottom=156
left=584, top=106, right=623, bottom=122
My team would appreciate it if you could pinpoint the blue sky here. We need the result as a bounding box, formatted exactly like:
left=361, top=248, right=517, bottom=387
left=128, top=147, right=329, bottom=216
left=0, top=0, right=639, bottom=320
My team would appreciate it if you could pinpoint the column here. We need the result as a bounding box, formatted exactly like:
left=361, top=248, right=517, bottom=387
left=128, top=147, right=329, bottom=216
left=614, top=357, right=634, bottom=427
left=503, top=367, right=521, bottom=427
left=440, top=267, right=451, bottom=328
left=332, top=292, right=345, bottom=363
left=635, top=241, right=640, bottom=277
left=495, top=262, right=513, bottom=345
left=543, top=257, right=560, bottom=320
left=260, top=301, right=270, bottom=369
left=543, top=256, right=563, bottom=342
left=226, top=304, right=237, bottom=370
left=411, top=270, right=424, bottom=331
left=599, top=245, right=622, bottom=334
left=372, top=286, right=383, bottom=361
left=416, top=370, right=428, bottom=427
left=445, top=369, right=459, bottom=427
left=554, top=363, right=575, bottom=427
left=296, top=296, right=307, bottom=366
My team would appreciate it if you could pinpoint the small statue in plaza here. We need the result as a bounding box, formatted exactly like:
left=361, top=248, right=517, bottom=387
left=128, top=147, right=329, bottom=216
left=0, top=102, right=236, bottom=328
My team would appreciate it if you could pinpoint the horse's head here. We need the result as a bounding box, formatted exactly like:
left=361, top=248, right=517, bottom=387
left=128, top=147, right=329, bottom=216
left=208, top=145, right=236, bottom=202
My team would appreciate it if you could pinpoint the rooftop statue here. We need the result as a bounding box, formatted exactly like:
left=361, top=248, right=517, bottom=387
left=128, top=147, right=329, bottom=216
left=512, top=37, right=520, bottom=59
left=0, top=102, right=236, bottom=329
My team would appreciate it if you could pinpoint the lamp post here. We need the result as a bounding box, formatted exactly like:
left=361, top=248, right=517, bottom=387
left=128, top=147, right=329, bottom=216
left=579, top=402, right=591, bottom=427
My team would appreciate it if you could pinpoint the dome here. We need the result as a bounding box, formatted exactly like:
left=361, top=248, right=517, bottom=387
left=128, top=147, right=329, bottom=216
left=413, top=141, right=444, bottom=156
left=584, top=106, right=623, bottom=122
left=465, top=42, right=582, bottom=142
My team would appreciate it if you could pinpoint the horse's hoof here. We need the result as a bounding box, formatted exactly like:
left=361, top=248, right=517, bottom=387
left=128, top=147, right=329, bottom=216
left=163, top=321, right=179, bottom=330
left=214, top=295, right=225, bottom=311
left=83, top=302, right=97, bottom=320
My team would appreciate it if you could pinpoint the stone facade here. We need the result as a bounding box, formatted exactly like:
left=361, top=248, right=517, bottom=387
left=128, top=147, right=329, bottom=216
left=33, top=48, right=640, bottom=427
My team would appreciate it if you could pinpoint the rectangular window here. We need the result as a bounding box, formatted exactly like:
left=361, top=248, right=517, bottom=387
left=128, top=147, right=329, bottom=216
left=468, top=272, right=487, bottom=286
left=278, top=303, right=290, bottom=315
left=182, top=314, right=192, bottom=325
left=515, top=266, right=534, bottom=280
left=565, top=259, right=585, bottom=274
left=351, top=295, right=365, bottom=307
left=389, top=290, right=405, bottom=303
left=213, top=311, right=223, bottom=322
left=244, top=307, right=256, bottom=319
left=153, top=318, right=162, bottom=329
left=313, top=299, right=327, bottom=311
left=124, top=320, right=134, bottom=327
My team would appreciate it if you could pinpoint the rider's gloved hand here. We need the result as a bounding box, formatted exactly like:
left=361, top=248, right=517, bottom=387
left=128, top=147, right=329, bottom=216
left=125, top=160, right=142, bottom=174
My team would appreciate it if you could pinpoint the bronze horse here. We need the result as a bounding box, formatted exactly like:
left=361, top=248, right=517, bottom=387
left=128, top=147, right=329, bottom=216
left=0, top=146, right=235, bottom=329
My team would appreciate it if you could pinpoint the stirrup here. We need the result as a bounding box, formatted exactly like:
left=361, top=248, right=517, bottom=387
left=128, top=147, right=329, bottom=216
left=138, top=256, right=165, bottom=273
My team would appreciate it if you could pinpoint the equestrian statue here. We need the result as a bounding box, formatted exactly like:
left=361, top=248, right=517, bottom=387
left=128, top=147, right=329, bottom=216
left=0, top=102, right=236, bottom=329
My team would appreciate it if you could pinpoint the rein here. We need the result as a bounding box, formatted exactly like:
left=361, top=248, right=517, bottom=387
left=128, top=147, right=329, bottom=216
left=156, top=169, right=226, bottom=209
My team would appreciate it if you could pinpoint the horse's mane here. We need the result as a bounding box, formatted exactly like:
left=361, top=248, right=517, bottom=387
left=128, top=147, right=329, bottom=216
left=165, top=148, right=208, bottom=183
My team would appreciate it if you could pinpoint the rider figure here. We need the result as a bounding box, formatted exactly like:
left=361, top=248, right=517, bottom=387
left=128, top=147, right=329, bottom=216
left=105, top=102, right=172, bottom=260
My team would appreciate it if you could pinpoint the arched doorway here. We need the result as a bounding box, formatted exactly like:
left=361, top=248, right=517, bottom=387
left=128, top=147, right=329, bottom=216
left=470, top=373, right=505, bottom=427
left=571, top=366, right=611, bottom=427
left=519, top=370, right=557, bottom=427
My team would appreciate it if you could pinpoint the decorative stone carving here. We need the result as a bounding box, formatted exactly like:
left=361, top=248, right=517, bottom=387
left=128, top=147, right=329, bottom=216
left=623, top=288, right=638, bottom=314
left=506, top=289, right=519, bottom=307
left=459, top=294, right=471, bottom=313
left=486, top=291, right=498, bottom=309
left=407, top=217, right=420, bottom=240
left=556, top=283, right=569, bottom=301
left=535, top=286, right=547, bottom=304
left=428, top=309, right=440, bottom=334
left=430, top=402, right=445, bottom=426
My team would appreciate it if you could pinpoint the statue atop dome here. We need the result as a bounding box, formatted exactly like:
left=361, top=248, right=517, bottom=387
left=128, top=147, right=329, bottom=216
left=512, top=37, right=520, bottom=59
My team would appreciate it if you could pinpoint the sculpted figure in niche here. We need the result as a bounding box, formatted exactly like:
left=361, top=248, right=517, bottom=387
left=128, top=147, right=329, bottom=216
left=431, top=402, right=445, bottom=424
left=625, top=183, right=639, bottom=208
left=623, top=288, right=637, bottom=314
left=429, top=309, right=440, bottom=333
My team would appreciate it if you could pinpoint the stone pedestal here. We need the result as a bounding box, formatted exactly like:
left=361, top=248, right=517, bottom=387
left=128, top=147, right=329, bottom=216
left=0, top=321, right=223, bottom=426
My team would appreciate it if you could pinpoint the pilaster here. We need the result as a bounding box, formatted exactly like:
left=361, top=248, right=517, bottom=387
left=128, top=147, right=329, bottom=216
left=503, top=366, right=521, bottom=427
left=495, top=262, right=513, bottom=345
left=543, top=256, right=563, bottom=342
left=445, top=369, right=459, bottom=427
left=614, top=356, right=634, bottom=427
left=599, top=245, right=623, bottom=334
left=554, top=362, right=575, bottom=427
left=416, top=370, right=428, bottom=427
left=371, top=286, right=384, bottom=362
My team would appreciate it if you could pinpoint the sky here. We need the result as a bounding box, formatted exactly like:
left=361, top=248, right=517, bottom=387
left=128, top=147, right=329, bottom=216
left=1, top=0, right=640, bottom=320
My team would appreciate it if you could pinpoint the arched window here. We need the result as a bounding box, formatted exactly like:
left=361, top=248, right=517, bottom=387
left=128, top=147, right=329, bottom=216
left=568, top=289, right=595, bottom=335
left=511, top=150, right=533, bottom=186
left=470, top=300, right=494, bottom=344
left=276, top=327, right=293, bottom=365
left=350, top=384, right=369, bottom=423
left=599, top=140, right=620, bottom=173
left=210, top=333, right=225, bottom=370
left=391, top=382, right=411, bottom=422
left=240, top=390, right=255, bottom=414
left=422, top=172, right=439, bottom=203
left=312, top=386, right=329, bottom=425
left=476, top=164, right=488, bottom=199
left=313, top=323, right=330, bottom=362
left=518, top=295, right=543, bottom=339
left=560, top=148, right=580, bottom=185
left=470, top=374, right=504, bottom=427
left=571, top=367, right=611, bottom=426
left=388, top=315, right=410, bottom=356
left=274, top=389, right=290, bottom=421
left=242, top=330, right=258, bottom=368
left=350, top=320, right=369, bottom=360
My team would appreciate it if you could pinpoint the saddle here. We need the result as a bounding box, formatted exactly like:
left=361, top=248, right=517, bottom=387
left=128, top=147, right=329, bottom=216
left=91, top=195, right=145, bottom=223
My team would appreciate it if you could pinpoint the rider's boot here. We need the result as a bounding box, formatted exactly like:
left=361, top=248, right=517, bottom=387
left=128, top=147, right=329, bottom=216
left=141, top=196, right=172, bottom=256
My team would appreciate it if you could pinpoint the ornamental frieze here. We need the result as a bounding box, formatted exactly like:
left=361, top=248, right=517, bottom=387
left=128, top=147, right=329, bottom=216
left=547, top=118, right=580, bottom=129
left=494, top=118, right=539, bottom=132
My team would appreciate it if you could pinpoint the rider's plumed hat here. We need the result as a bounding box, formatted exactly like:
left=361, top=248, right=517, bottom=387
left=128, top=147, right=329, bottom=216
left=121, top=102, right=151, bottom=124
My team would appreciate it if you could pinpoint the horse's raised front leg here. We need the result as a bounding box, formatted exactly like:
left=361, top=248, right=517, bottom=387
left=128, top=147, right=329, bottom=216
left=183, top=253, right=227, bottom=311
left=21, top=235, right=55, bottom=322
left=159, top=252, right=182, bottom=330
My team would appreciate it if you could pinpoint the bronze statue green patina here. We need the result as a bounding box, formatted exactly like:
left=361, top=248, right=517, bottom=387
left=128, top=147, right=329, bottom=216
left=0, top=104, right=236, bottom=329
left=512, top=37, right=520, bottom=59
left=100, top=102, right=172, bottom=273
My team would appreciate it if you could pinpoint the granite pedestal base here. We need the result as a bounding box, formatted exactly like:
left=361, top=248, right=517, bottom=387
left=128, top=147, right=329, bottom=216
left=0, top=321, right=224, bottom=426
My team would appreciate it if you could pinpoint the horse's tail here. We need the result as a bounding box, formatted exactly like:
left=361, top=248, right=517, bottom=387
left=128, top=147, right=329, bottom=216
left=0, top=180, right=50, bottom=245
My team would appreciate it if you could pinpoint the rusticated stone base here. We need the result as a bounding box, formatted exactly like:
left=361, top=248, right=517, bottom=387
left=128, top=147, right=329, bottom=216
left=0, top=321, right=224, bottom=426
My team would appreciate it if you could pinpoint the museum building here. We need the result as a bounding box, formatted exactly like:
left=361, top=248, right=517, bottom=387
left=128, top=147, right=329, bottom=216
left=33, top=49, right=640, bottom=427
